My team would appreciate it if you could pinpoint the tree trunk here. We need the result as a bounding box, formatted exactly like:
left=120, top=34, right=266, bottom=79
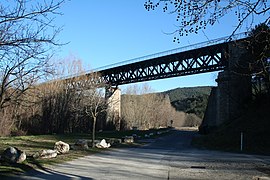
left=92, top=116, right=97, bottom=148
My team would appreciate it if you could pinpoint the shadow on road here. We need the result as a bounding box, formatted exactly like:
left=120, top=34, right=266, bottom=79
left=141, top=129, right=196, bottom=150
left=2, top=166, right=93, bottom=180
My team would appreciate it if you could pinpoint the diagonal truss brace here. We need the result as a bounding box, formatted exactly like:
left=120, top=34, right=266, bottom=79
left=99, top=42, right=229, bottom=86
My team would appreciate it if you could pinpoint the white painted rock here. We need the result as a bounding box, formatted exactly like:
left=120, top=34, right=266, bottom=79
left=96, top=139, right=111, bottom=148
left=34, top=149, right=57, bottom=159
left=54, top=141, right=70, bottom=154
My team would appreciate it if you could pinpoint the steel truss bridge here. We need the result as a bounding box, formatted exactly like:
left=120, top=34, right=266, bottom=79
left=79, top=33, right=247, bottom=86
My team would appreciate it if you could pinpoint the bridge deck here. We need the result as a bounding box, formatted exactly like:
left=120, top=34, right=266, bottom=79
left=100, top=42, right=229, bottom=86
left=97, top=34, right=248, bottom=86
left=65, top=33, right=248, bottom=86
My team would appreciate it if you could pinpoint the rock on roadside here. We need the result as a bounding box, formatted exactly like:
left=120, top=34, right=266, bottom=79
left=96, top=139, right=111, bottom=148
left=123, top=136, right=134, bottom=143
left=33, top=149, right=57, bottom=159
left=71, top=139, right=89, bottom=150
left=1, top=147, right=26, bottom=163
left=54, top=141, right=70, bottom=154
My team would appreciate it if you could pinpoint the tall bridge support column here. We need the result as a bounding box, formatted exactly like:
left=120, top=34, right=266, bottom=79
left=105, top=86, right=121, bottom=131
left=201, top=41, right=252, bottom=133
left=215, top=70, right=251, bottom=125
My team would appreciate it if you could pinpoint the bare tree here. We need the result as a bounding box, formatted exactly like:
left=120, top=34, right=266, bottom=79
left=122, top=84, right=175, bottom=130
left=38, top=57, right=90, bottom=134
left=77, top=76, right=106, bottom=148
left=151, top=94, right=175, bottom=128
left=0, top=0, right=64, bottom=135
left=17, top=56, right=110, bottom=141
left=144, top=0, right=269, bottom=42
left=17, top=57, right=99, bottom=135
left=69, top=70, right=108, bottom=147
left=84, top=85, right=106, bottom=148
left=122, top=84, right=154, bottom=130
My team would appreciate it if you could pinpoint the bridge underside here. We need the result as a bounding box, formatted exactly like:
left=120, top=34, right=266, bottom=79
left=99, top=43, right=229, bottom=86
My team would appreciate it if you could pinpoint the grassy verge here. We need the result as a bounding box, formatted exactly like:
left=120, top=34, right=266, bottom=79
left=0, top=134, right=96, bottom=176
left=0, top=128, right=171, bottom=176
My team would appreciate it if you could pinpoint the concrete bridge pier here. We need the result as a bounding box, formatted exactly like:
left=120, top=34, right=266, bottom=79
left=215, top=70, right=251, bottom=125
left=105, top=86, right=121, bottom=130
left=201, top=41, right=252, bottom=133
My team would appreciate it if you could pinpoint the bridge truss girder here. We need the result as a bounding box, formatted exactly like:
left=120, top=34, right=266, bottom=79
left=99, top=43, right=229, bottom=86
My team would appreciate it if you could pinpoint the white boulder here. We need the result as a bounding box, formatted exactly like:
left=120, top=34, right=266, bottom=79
left=54, top=141, right=70, bottom=154
left=96, top=139, right=111, bottom=148
left=34, top=149, right=57, bottom=159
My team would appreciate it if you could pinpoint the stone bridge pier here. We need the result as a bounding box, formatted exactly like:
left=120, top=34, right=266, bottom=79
left=201, top=41, right=252, bottom=133
left=105, top=86, right=121, bottom=130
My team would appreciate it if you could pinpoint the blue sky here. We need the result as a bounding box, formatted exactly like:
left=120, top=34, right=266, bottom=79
left=54, top=0, right=265, bottom=92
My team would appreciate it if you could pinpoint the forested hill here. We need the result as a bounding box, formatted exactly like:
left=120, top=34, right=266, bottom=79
left=160, top=86, right=213, bottom=119
left=161, top=86, right=212, bottom=102
left=121, top=86, right=213, bottom=129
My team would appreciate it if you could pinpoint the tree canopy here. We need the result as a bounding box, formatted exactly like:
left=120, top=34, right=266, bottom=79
left=0, top=0, right=64, bottom=135
left=144, top=0, right=270, bottom=43
left=0, top=0, right=64, bottom=109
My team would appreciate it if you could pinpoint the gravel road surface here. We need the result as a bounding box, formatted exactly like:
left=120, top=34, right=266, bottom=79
left=10, top=130, right=270, bottom=179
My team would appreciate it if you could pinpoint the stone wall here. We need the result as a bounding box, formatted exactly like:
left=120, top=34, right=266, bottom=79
left=200, top=87, right=217, bottom=133
left=200, top=41, right=252, bottom=133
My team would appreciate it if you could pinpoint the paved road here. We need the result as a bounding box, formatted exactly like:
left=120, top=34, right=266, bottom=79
left=12, top=130, right=270, bottom=179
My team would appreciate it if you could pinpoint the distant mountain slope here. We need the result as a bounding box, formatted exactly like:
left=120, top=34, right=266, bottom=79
left=121, top=86, right=213, bottom=128
left=161, top=86, right=213, bottom=119
left=162, top=86, right=212, bottom=102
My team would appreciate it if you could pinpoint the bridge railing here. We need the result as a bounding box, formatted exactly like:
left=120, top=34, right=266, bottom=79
left=92, top=32, right=248, bottom=72
left=61, top=32, right=248, bottom=80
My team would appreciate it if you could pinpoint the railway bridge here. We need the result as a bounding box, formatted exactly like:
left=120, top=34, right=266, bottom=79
left=80, top=33, right=252, bottom=131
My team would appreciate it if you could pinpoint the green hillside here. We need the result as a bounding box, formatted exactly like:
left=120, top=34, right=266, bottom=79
left=162, top=86, right=212, bottom=102
left=161, top=86, right=212, bottom=119
left=121, top=86, right=212, bottom=128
